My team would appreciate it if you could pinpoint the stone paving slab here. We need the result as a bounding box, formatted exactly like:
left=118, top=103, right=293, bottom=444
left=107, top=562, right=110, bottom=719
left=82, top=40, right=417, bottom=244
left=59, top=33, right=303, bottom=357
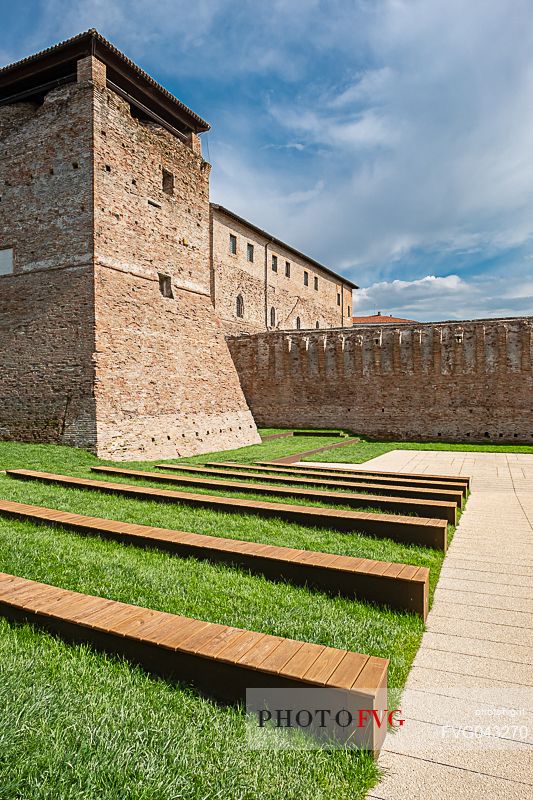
left=439, top=566, right=533, bottom=584
left=406, top=665, right=533, bottom=697
left=425, top=601, right=532, bottom=628
left=435, top=577, right=533, bottom=597
left=312, top=451, right=533, bottom=800
left=421, top=631, right=533, bottom=664
left=369, top=751, right=531, bottom=799
left=426, top=614, right=533, bottom=646
left=413, top=648, right=533, bottom=684
left=432, top=587, right=533, bottom=613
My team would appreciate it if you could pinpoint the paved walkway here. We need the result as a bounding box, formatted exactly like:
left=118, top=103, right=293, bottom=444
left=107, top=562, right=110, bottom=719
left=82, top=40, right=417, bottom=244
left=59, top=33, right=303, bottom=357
left=301, top=451, right=533, bottom=799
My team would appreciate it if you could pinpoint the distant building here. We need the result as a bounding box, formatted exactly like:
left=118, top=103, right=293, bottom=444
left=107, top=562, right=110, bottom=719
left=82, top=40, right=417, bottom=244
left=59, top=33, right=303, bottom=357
left=211, top=204, right=357, bottom=336
left=352, top=311, right=417, bottom=325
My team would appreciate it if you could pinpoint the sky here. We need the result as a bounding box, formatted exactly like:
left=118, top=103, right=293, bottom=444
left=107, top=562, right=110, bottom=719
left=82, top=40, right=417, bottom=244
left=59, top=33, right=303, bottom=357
left=2, top=0, right=533, bottom=321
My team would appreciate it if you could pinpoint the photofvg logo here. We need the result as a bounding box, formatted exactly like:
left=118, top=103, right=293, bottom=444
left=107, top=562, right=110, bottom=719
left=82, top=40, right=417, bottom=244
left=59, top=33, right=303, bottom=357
left=246, top=688, right=403, bottom=750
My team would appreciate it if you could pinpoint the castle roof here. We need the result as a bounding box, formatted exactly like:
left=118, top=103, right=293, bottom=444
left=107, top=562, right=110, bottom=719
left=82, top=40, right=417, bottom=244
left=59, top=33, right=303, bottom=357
left=0, top=29, right=210, bottom=136
left=211, top=204, right=358, bottom=290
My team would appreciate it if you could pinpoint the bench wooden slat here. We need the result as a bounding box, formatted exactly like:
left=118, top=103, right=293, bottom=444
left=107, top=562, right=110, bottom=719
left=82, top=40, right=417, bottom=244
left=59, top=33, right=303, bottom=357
left=0, top=498, right=430, bottom=617
left=259, top=639, right=305, bottom=674
left=93, top=465, right=458, bottom=522
left=217, top=630, right=266, bottom=663
left=238, top=635, right=285, bottom=669
left=199, top=627, right=248, bottom=658
left=303, top=648, right=348, bottom=685
left=328, top=651, right=368, bottom=689
left=282, top=642, right=326, bottom=679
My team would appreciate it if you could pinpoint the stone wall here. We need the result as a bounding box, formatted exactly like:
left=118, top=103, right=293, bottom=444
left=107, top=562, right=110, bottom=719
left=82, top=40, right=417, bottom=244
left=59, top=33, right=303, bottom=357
left=0, top=79, right=97, bottom=448
left=211, top=206, right=353, bottom=336
left=90, top=61, right=260, bottom=459
left=0, top=57, right=260, bottom=458
left=228, top=318, right=533, bottom=444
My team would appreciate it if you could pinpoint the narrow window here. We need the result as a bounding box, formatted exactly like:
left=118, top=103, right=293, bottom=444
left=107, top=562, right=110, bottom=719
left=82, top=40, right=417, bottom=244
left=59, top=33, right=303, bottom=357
left=158, top=273, right=173, bottom=298
left=236, top=294, right=244, bottom=318
left=272, top=254, right=278, bottom=272
left=337, top=292, right=341, bottom=306
left=316, top=321, right=320, bottom=328
left=229, top=234, right=237, bottom=254
left=270, top=307, right=276, bottom=327
left=285, top=261, right=291, bottom=277
left=347, top=305, right=351, bottom=317
left=314, top=276, right=319, bottom=290
left=162, top=168, right=174, bottom=195
left=296, top=316, right=301, bottom=330
left=0, top=247, right=14, bottom=275
left=247, top=243, right=254, bottom=262
left=303, top=270, right=309, bottom=286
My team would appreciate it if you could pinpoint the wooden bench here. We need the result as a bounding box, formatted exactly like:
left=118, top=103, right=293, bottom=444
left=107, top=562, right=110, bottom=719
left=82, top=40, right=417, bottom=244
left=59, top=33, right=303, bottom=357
left=0, top=498, right=429, bottom=617
left=156, top=462, right=464, bottom=507
left=6, top=470, right=448, bottom=550
left=92, top=466, right=457, bottom=524
left=253, top=462, right=470, bottom=495
left=206, top=462, right=469, bottom=497
left=0, top=572, right=388, bottom=753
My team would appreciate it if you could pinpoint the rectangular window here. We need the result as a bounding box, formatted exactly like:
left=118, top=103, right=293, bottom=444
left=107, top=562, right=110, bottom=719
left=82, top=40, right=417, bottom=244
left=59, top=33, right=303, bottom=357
left=314, top=276, right=319, bottom=290
left=0, top=248, right=14, bottom=276
left=337, top=292, right=341, bottom=306
left=158, top=273, right=173, bottom=298
left=347, top=305, right=351, bottom=318
left=162, top=168, right=174, bottom=195
left=247, top=243, right=254, bottom=262
left=303, top=270, right=309, bottom=286
left=272, top=254, right=278, bottom=272
left=285, top=261, right=291, bottom=277
left=229, top=234, right=237, bottom=254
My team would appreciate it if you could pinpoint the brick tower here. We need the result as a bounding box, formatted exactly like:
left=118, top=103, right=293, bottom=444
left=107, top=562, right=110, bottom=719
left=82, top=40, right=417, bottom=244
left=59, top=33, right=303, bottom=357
left=0, top=30, right=260, bottom=459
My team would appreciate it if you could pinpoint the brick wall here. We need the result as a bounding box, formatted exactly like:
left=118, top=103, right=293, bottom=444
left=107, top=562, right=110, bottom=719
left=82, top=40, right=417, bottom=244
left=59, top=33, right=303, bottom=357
left=211, top=207, right=353, bottom=335
left=90, top=63, right=260, bottom=459
left=0, top=80, right=97, bottom=448
left=0, top=57, right=260, bottom=458
left=228, top=318, right=533, bottom=444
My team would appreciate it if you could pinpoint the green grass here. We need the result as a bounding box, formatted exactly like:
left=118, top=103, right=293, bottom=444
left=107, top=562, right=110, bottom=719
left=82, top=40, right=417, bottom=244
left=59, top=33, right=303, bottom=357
left=301, top=436, right=533, bottom=463
left=0, top=432, right=467, bottom=799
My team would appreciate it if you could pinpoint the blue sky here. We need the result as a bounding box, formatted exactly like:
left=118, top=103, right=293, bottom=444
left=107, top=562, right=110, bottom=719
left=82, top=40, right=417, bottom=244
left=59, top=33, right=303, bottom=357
left=2, top=0, right=533, bottom=321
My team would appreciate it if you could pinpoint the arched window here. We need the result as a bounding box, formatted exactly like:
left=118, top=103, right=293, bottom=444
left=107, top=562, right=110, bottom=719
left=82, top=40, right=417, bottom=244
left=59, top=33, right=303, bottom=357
left=316, top=321, right=320, bottom=329
left=270, top=307, right=276, bottom=327
left=296, top=317, right=301, bottom=330
left=236, top=294, right=244, bottom=318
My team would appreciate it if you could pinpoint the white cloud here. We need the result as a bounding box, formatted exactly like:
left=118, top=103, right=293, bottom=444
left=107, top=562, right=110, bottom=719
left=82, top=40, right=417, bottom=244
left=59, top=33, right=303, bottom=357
left=5, top=0, right=533, bottom=320
left=354, top=272, right=533, bottom=321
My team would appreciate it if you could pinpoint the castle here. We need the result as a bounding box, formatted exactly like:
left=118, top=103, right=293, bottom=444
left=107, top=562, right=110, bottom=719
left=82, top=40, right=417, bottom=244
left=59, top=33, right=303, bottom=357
left=1, top=31, right=532, bottom=456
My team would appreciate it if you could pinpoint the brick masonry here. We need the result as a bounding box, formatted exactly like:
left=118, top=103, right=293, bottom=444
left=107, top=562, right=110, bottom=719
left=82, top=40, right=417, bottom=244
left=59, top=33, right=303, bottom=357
left=228, top=318, right=533, bottom=443
left=0, top=55, right=260, bottom=459
left=0, top=79, right=96, bottom=449
left=211, top=206, right=354, bottom=336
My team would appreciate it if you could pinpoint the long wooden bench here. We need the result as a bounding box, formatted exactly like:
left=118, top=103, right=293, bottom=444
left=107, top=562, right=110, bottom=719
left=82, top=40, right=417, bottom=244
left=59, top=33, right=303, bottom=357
left=0, top=572, right=388, bottom=753
left=91, top=466, right=457, bottom=524
left=156, top=463, right=464, bottom=506
left=0, top=498, right=429, bottom=617
left=205, top=462, right=469, bottom=498
left=252, top=462, right=470, bottom=495
left=6, top=470, right=448, bottom=550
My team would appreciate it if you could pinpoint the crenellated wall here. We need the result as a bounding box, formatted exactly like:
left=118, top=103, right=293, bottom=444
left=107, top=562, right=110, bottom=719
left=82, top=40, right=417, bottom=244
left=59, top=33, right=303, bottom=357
left=228, top=318, right=533, bottom=443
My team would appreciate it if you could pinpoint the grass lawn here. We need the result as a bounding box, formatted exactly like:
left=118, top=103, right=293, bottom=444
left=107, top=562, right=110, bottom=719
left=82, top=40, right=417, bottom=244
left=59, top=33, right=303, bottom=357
left=0, top=431, right=493, bottom=799
left=301, top=436, right=533, bottom=463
